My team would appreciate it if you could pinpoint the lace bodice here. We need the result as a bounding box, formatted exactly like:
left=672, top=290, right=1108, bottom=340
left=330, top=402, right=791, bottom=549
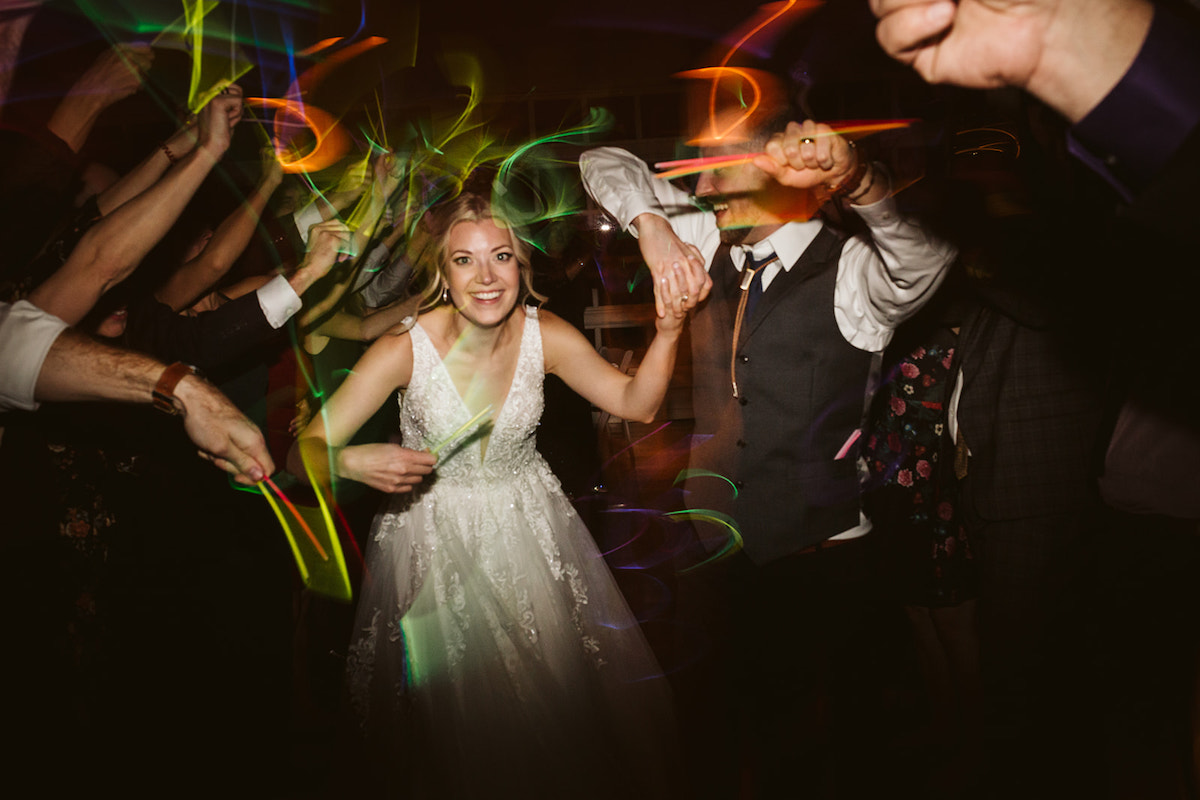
left=400, top=306, right=545, bottom=484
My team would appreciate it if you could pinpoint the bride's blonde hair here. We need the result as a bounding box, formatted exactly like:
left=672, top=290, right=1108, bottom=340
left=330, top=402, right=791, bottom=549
left=410, top=192, right=546, bottom=312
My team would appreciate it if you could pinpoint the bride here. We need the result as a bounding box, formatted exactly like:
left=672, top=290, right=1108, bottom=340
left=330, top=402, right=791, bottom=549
left=289, top=189, right=698, bottom=797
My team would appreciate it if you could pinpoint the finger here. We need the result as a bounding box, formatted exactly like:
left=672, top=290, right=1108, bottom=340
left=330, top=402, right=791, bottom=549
left=761, top=131, right=788, bottom=169
left=388, top=475, right=423, bottom=492
left=228, top=429, right=274, bottom=480
left=683, top=244, right=710, bottom=302
left=873, top=1, right=955, bottom=57
left=653, top=274, right=667, bottom=319
left=796, top=120, right=821, bottom=168
left=817, top=139, right=835, bottom=172
left=751, top=153, right=788, bottom=180
left=666, top=262, right=687, bottom=310
left=412, top=450, right=438, bottom=467
left=200, top=451, right=260, bottom=485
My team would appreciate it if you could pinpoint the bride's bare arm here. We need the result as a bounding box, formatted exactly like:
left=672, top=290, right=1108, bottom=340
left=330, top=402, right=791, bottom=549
left=289, top=329, right=433, bottom=492
left=541, top=305, right=687, bottom=424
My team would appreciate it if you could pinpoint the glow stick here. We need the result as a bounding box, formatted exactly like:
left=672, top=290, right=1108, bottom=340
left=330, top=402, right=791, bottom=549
left=653, top=120, right=918, bottom=180
left=429, top=404, right=494, bottom=458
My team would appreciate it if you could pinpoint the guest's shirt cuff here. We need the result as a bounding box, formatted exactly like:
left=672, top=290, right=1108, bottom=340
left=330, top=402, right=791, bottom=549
left=255, top=274, right=302, bottom=328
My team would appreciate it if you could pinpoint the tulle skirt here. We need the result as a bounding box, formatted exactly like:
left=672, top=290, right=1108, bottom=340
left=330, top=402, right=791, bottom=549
left=346, top=464, right=678, bottom=798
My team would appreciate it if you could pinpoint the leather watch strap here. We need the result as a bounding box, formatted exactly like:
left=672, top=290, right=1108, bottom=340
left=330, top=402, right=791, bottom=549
left=152, top=362, right=200, bottom=415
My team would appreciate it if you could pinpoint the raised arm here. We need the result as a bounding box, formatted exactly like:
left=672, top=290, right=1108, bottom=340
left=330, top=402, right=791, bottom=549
left=155, top=142, right=284, bottom=311
left=27, top=89, right=242, bottom=324
left=579, top=147, right=711, bottom=317
left=288, top=330, right=434, bottom=493
left=756, top=120, right=957, bottom=350
left=96, top=84, right=244, bottom=216
left=313, top=293, right=420, bottom=343
left=46, top=42, right=153, bottom=154
left=542, top=302, right=688, bottom=425
left=869, top=0, right=1153, bottom=124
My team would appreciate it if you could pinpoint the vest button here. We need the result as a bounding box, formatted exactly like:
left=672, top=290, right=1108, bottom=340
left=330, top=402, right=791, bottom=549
left=736, top=439, right=746, bottom=448
left=734, top=480, right=745, bottom=490
left=738, top=396, right=748, bottom=406
left=739, top=354, right=750, bottom=363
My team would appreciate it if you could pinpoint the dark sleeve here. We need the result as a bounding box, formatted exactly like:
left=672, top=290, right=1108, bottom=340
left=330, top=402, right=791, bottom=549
left=123, top=291, right=279, bottom=373
left=1070, top=5, right=1200, bottom=196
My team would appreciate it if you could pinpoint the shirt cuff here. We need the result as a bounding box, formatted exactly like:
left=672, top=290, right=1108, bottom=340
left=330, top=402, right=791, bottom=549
left=292, top=203, right=325, bottom=246
left=0, top=300, right=70, bottom=412
left=256, top=274, right=302, bottom=329
left=847, top=190, right=900, bottom=228
left=1072, top=5, right=1200, bottom=193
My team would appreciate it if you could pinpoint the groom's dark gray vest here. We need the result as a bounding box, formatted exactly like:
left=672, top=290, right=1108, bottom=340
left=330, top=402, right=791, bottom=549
left=684, top=225, right=874, bottom=564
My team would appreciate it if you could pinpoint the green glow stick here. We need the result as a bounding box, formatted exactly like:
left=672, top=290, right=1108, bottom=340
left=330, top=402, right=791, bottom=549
left=429, top=404, right=494, bottom=459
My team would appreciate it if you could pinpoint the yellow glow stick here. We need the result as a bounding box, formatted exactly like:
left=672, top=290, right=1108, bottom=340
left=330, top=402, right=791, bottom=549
left=258, top=479, right=310, bottom=583
left=429, top=404, right=494, bottom=459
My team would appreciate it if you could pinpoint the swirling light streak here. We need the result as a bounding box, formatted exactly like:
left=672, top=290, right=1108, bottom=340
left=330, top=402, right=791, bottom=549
left=684, top=0, right=821, bottom=146
left=653, top=120, right=917, bottom=179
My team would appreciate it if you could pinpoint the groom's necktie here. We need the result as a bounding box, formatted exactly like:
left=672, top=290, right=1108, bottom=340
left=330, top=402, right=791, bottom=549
left=731, top=248, right=780, bottom=399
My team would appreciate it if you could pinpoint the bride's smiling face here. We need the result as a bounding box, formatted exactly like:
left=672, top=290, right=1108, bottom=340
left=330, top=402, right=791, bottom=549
left=444, top=218, right=522, bottom=328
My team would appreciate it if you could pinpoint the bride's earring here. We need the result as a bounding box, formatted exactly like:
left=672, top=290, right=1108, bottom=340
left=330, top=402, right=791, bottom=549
left=441, top=284, right=451, bottom=304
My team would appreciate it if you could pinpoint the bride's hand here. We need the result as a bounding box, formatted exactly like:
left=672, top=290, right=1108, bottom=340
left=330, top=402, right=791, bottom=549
left=337, top=443, right=435, bottom=493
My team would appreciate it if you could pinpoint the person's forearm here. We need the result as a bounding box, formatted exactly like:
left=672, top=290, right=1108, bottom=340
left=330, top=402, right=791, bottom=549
left=843, top=199, right=957, bottom=338
left=581, top=147, right=674, bottom=231
left=359, top=295, right=418, bottom=340
left=157, top=172, right=282, bottom=311
left=1029, top=0, right=1153, bottom=123
left=34, top=327, right=166, bottom=403
left=28, top=143, right=225, bottom=324
left=96, top=123, right=199, bottom=215
left=288, top=436, right=334, bottom=486
left=126, top=293, right=277, bottom=372
left=617, top=328, right=681, bottom=423
left=314, top=310, right=365, bottom=341
left=45, top=92, right=110, bottom=154
left=296, top=268, right=355, bottom=330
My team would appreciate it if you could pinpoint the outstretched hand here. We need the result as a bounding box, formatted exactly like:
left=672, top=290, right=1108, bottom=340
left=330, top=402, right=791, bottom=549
left=176, top=374, right=274, bottom=484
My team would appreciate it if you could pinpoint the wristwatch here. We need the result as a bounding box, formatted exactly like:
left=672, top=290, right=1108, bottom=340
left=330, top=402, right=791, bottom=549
left=152, top=362, right=200, bottom=415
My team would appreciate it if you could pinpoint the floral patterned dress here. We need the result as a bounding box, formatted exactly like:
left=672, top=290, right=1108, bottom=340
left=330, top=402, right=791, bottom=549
left=864, top=328, right=976, bottom=607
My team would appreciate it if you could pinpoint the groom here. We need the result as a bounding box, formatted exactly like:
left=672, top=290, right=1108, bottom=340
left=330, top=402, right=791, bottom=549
left=581, top=98, right=956, bottom=797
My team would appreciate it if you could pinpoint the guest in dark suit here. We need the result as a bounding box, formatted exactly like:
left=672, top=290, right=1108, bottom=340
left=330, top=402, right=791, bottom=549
left=873, top=2, right=1200, bottom=795
left=582, top=105, right=956, bottom=798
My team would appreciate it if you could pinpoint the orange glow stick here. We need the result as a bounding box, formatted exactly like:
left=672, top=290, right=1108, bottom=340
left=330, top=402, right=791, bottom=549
left=264, top=476, right=328, bottom=561
left=653, top=120, right=918, bottom=179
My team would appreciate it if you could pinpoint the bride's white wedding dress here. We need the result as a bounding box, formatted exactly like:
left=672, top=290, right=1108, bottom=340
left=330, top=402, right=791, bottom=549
left=346, top=307, right=676, bottom=797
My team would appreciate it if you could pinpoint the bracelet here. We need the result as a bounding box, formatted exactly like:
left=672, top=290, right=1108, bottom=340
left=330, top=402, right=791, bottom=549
left=825, top=144, right=870, bottom=199
left=152, top=362, right=200, bottom=415
left=845, top=162, right=877, bottom=203
left=160, top=141, right=180, bottom=166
